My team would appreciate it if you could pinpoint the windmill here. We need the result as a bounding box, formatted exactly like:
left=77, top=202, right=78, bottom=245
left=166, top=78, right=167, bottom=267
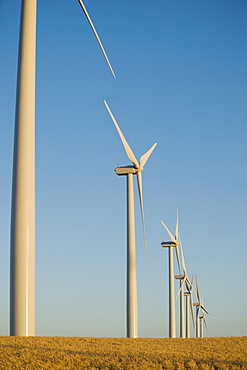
left=193, top=275, right=209, bottom=338
left=161, top=211, right=181, bottom=338
left=175, top=236, right=194, bottom=338
left=104, top=100, right=157, bottom=338
left=10, top=0, right=115, bottom=337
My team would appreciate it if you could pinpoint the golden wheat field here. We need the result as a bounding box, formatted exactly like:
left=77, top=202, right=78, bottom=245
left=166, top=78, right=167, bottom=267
left=0, top=336, right=246, bottom=370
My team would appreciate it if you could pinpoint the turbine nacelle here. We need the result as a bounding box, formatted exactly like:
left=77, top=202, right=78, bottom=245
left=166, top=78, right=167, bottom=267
left=114, top=166, right=143, bottom=176
left=115, top=166, right=136, bottom=175
left=161, top=241, right=178, bottom=248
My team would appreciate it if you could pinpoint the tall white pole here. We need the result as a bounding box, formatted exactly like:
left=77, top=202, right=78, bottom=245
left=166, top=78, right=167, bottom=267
left=168, top=247, right=176, bottom=338
left=184, top=293, right=190, bottom=338
left=175, top=276, right=185, bottom=338
left=126, top=173, right=138, bottom=338
left=179, top=280, right=185, bottom=338
left=10, top=0, right=36, bottom=336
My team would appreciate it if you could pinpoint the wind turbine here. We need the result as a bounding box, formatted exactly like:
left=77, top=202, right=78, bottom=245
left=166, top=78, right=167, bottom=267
left=10, top=0, right=115, bottom=337
left=104, top=100, right=157, bottom=338
left=193, top=275, right=209, bottom=338
left=175, top=236, right=194, bottom=338
left=161, top=211, right=180, bottom=338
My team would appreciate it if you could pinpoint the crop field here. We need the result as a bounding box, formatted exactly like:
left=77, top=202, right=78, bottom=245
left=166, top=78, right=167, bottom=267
left=0, top=336, right=246, bottom=369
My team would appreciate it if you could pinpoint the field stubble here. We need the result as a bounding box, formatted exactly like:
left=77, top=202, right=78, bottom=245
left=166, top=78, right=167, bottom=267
left=0, top=336, right=246, bottom=370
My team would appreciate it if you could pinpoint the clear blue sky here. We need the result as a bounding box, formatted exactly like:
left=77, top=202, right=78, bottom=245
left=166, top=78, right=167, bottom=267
left=0, top=0, right=246, bottom=338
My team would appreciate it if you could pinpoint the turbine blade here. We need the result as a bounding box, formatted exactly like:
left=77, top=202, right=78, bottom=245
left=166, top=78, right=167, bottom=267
left=190, top=293, right=195, bottom=328
left=104, top=101, right=139, bottom=168
left=195, top=274, right=201, bottom=303
left=185, top=277, right=192, bottom=292
left=191, top=274, right=195, bottom=286
left=160, top=221, right=176, bottom=244
left=204, top=316, right=208, bottom=335
left=201, top=294, right=209, bottom=315
left=176, top=278, right=185, bottom=300
left=139, top=143, right=157, bottom=167
left=201, top=305, right=209, bottom=315
left=196, top=305, right=200, bottom=320
left=179, top=234, right=186, bottom=275
left=191, top=274, right=196, bottom=294
left=77, top=0, right=116, bottom=78
left=136, top=171, right=148, bottom=262
left=175, top=209, right=179, bottom=242
left=175, top=244, right=181, bottom=273
left=186, top=279, right=193, bottom=295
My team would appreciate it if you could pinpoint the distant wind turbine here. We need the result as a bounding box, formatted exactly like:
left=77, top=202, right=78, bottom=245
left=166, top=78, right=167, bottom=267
left=175, top=236, right=194, bottom=338
left=10, top=0, right=115, bottom=337
left=104, top=100, right=157, bottom=338
left=193, top=275, right=209, bottom=338
left=161, top=211, right=181, bottom=338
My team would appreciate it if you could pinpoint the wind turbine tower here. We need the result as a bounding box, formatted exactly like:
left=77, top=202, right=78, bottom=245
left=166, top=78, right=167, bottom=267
left=175, top=274, right=185, bottom=338
left=10, top=0, right=37, bottom=337
left=184, top=287, right=194, bottom=338
left=184, top=292, right=191, bottom=337
left=10, top=0, right=115, bottom=336
left=104, top=100, right=157, bottom=338
left=199, top=315, right=206, bottom=338
left=161, top=212, right=180, bottom=338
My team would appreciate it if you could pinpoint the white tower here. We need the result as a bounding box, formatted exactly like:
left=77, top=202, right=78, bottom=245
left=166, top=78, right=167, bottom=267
left=10, top=0, right=37, bottom=336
